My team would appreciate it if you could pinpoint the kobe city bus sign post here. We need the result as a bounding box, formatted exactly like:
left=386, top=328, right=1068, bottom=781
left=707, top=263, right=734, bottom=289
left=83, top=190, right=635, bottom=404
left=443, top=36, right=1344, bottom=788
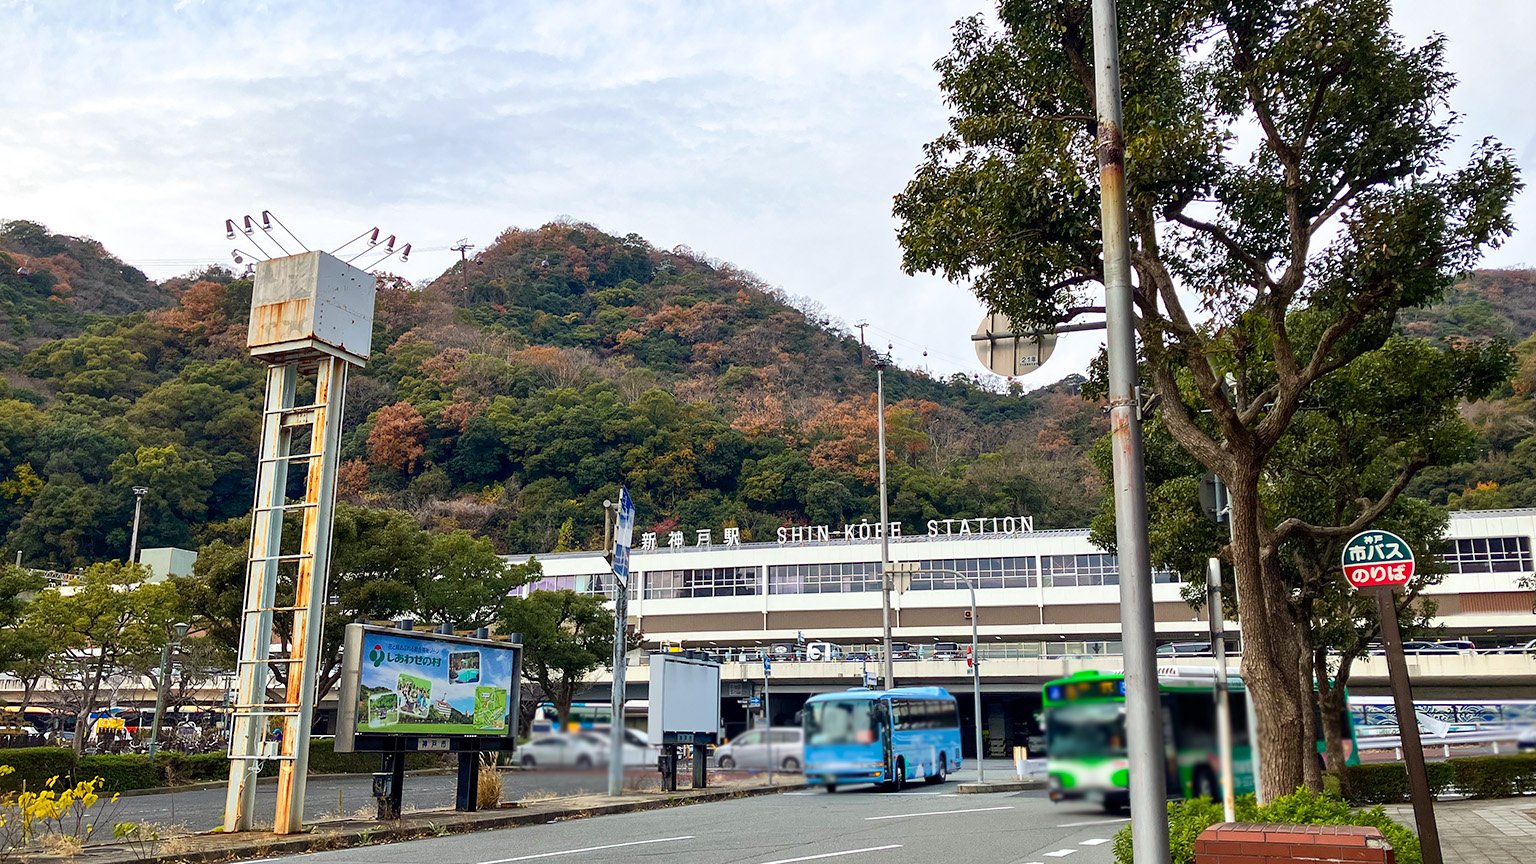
left=1340, top=528, right=1441, bottom=864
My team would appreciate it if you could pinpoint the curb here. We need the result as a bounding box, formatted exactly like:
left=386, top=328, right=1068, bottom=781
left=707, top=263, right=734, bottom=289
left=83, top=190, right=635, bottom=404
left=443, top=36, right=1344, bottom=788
left=77, top=782, right=807, bottom=864
left=955, top=779, right=1045, bottom=794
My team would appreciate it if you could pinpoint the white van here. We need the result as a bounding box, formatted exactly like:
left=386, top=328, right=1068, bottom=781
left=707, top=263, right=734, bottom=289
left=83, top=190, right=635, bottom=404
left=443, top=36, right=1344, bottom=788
left=804, top=642, right=844, bottom=661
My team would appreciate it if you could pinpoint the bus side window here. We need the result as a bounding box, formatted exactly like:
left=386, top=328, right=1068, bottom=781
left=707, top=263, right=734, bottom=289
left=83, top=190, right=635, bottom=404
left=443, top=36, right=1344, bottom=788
left=1229, top=692, right=1251, bottom=747
left=1172, top=691, right=1217, bottom=752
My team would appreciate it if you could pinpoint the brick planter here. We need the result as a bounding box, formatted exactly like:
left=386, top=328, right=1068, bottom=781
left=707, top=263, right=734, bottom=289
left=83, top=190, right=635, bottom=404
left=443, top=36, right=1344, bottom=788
left=1195, top=823, right=1396, bottom=864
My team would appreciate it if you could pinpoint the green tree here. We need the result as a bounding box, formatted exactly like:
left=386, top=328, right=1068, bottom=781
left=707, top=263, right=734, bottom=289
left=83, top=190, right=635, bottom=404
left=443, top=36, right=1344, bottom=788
left=411, top=531, right=537, bottom=629
left=0, top=564, right=45, bottom=684
left=497, top=588, right=613, bottom=727
left=24, top=562, right=187, bottom=751
left=895, top=0, right=1519, bottom=794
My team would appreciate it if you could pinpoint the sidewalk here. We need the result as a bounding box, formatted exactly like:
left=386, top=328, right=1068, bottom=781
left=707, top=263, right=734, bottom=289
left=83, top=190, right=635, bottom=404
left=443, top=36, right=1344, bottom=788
left=1385, top=799, right=1536, bottom=864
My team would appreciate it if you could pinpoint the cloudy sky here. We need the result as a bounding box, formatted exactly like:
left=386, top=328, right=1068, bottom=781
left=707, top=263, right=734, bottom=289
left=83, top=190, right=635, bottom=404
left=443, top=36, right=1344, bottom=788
left=4, top=0, right=1533, bottom=385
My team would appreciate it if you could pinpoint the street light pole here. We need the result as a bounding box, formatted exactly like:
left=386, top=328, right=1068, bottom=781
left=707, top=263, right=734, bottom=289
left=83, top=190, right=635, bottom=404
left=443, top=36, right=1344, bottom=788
left=889, top=564, right=982, bottom=783
left=1090, top=2, right=1169, bottom=861
left=147, top=622, right=190, bottom=759
left=129, top=486, right=149, bottom=563
left=876, top=359, right=893, bottom=691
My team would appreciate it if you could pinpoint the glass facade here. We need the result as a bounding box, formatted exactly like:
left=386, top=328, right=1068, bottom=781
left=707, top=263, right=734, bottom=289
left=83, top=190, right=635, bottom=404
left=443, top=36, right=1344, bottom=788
left=1441, top=536, right=1532, bottom=574
left=1039, top=553, right=1179, bottom=586
left=911, top=557, right=1037, bottom=589
left=768, top=561, right=881, bottom=594
left=644, top=566, right=761, bottom=599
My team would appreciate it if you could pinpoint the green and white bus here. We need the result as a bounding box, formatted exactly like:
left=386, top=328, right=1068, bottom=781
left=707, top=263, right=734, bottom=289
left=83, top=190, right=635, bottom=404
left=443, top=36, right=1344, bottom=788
left=1043, top=667, right=1356, bottom=812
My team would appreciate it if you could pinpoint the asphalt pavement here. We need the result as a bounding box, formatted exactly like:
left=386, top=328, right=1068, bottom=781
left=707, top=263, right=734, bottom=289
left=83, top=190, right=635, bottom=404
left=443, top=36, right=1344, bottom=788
left=256, top=773, right=1117, bottom=864
left=112, top=758, right=1042, bottom=833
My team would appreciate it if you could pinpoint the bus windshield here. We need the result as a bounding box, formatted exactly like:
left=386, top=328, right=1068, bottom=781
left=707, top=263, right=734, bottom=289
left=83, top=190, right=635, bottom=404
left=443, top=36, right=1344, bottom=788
left=1046, top=702, right=1126, bottom=759
left=805, top=699, right=880, bottom=746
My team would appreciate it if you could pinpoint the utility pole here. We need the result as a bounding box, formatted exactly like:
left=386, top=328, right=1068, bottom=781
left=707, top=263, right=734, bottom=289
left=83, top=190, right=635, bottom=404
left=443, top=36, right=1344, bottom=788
left=452, top=239, right=474, bottom=294
left=855, top=321, right=868, bottom=365
left=1091, top=2, right=1169, bottom=862
left=875, top=355, right=893, bottom=690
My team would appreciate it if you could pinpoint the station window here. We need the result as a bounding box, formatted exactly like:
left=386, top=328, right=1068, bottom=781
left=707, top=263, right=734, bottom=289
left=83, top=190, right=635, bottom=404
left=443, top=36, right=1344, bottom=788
left=1441, top=536, right=1533, bottom=574
left=767, top=561, right=882, bottom=594
left=643, top=566, right=761, bottom=599
left=1041, top=553, right=1179, bottom=586
left=909, top=557, right=1037, bottom=589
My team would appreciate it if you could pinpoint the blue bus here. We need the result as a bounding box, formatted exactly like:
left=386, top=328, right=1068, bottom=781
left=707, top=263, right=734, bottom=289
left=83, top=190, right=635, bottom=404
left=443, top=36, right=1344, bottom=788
left=803, top=686, right=963, bottom=792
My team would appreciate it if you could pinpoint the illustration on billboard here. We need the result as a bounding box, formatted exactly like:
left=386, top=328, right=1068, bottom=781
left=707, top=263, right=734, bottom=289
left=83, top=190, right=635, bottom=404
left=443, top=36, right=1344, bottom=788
left=354, top=632, right=515, bottom=735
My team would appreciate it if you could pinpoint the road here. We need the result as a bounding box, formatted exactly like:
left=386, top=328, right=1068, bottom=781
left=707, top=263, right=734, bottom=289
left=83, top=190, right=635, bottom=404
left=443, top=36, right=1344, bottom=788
left=259, top=778, right=1118, bottom=864
left=116, top=758, right=1042, bottom=833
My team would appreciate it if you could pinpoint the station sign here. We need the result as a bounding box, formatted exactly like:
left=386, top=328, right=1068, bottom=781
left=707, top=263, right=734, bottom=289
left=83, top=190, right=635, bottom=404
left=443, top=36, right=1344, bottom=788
left=1341, top=529, right=1416, bottom=590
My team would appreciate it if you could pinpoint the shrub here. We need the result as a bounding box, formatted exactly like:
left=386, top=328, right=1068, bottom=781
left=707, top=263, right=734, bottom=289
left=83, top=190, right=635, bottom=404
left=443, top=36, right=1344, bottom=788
left=0, top=748, right=77, bottom=793
left=77, top=755, right=158, bottom=792
left=1341, top=752, right=1536, bottom=803
left=1112, top=788, right=1421, bottom=864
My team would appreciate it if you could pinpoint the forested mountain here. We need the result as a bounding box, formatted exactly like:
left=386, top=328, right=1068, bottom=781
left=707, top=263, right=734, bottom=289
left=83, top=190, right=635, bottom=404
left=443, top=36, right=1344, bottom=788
left=0, top=220, right=1106, bottom=570
left=3, top=217, right=1532, bottom=573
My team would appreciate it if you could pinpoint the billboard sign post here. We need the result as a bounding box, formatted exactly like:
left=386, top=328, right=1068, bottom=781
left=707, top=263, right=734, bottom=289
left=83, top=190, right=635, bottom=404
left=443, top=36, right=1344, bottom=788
left=334, top=624, right=520, bottom=817
left=1341, top=530, right=1441, bottom=864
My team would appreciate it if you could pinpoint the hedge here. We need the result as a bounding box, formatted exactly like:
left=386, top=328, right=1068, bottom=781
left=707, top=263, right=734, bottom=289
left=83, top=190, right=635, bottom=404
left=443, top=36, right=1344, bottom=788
left=1342, top=752, right=1536, bottom=804
left=0, top=740, right=454, bottom=793
left=0, top=746, right=77, bottom=792
left=1113, top=789, right=1422, bottom=864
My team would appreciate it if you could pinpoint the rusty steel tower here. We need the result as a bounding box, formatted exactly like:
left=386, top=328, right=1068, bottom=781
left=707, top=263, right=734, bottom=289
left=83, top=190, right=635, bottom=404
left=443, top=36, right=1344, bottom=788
left=223, top=251, right=375, bottom=834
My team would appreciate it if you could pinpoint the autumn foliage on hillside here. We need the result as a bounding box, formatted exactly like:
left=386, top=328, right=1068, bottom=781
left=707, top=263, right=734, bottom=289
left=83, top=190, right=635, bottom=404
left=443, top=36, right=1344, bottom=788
left=4, top=217, right=1531, bottom=571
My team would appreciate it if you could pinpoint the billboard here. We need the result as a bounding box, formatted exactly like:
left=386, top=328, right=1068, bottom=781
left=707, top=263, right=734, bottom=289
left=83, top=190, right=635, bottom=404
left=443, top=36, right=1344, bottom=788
left=647, top=653, right=722, bottom=746
left=335, top=624, right=521, bottom=751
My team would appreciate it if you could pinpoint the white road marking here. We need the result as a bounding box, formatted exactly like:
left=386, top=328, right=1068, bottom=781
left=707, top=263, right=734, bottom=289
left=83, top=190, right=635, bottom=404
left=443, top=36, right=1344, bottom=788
left=1056, top=817, right=1131, bottom=828
left=756, top=844, right=903, bottom=864
left=864, top=805, right=1015, bottom=821
left=477, top=836, right=695, bottom=863
left=1044, top=850, right=1078, bottom=858
left=1080, top=838, right=1111, bottom=846
left=785, top=792, right=819, bottom=796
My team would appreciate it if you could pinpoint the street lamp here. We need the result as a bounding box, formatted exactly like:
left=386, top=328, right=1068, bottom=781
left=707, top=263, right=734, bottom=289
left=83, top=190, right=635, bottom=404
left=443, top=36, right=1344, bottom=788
left=875, top=356, right=893, bottom=691
left=129, top=486, right=149, bottom=563
left=147, top=622, right=190, bottom=759
left=889, top=563, right=984, bottom=784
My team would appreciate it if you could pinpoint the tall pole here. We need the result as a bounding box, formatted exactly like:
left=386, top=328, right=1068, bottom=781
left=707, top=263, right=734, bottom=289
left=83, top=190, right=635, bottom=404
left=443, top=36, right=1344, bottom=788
left=147, top=622, right=188, bottom=760
left=967, top=577, right=982, bottom=784
left=764, top=665, right=774, bottom=784
left=1375, top=589, right=1444, bottom=864
left=1207, top=558, right=1236, bottom=822
left=877, top=362, right=893, bottom=690
left=1091, top=2, right=1169, bottom=860
left=603, top=499, right=627, bottom=798
left=129, top=486, right=148, bottom=563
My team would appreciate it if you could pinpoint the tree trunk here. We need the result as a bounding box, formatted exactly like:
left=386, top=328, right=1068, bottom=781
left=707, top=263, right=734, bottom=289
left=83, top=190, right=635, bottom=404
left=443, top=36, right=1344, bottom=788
left=1298, top=631, right=1322, bottom=793
left=74, top=657, right=107, bottom=755
left=1227, top=471, right=1308, bottom=799
left=1316, top=650, right=1353, bottom=782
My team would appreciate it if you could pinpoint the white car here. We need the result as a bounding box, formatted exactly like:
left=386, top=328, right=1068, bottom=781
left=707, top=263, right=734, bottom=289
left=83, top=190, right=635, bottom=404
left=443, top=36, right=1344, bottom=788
left=578, top=728, right=659, bottom=767
left=517, top=733, right=608, bottom=769
left=713, top=726, right=803, bottom=772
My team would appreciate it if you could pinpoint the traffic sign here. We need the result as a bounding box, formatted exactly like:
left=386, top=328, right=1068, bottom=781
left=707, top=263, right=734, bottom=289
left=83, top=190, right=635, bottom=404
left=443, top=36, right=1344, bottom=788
left=972, top=312, right=1057, bottom=377
left=1341, top=529, right=1416, bottom=590
left=611, top=486, right=636, bottom=582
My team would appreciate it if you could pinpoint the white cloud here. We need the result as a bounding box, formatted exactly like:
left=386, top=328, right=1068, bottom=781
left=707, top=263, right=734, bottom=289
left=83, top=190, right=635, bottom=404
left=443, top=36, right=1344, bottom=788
left=0, top=0, right=1529, bottom=389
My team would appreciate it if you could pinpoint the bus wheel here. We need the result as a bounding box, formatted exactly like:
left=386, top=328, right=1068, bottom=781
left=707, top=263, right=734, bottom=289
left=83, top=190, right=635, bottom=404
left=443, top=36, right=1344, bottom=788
left=1192, top=768, right=1218, bottom=801
left=926, top=755, right=947, bottom=784
left=825, top=783, right=837, bottom=793
left=891, top=758, right=907, bottom=792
